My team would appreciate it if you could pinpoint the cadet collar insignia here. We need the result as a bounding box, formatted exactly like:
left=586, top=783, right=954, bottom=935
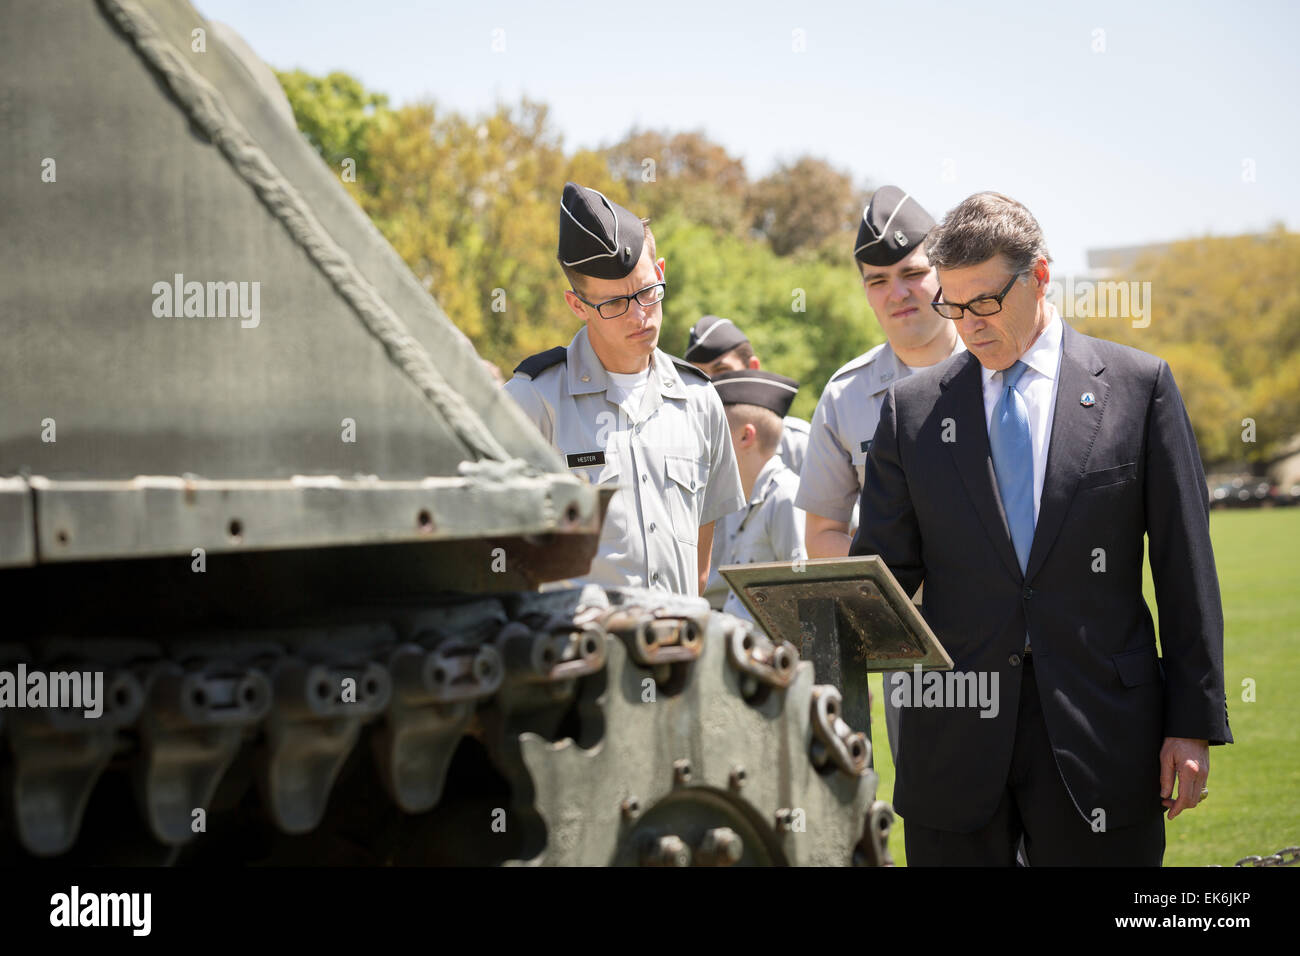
left=1080, top=392, right=1096, bottom=407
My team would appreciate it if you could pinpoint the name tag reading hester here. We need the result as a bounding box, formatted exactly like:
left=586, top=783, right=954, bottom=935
left=566, top=451, right=606, bottom=469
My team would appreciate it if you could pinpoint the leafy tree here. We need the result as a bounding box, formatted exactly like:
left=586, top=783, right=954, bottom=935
left=654, top=213, right=880, bottom=421
left=360, top=98, right=629, bottom=366
left=1074, top=228, right=1300, bottom=467
left=275, top=69, right=388, bottom=179
left=604, top=129, right=749, bottom=237
left=746, top=157, right=869, bottom=256
left=270, top=71, right=921, bottom=417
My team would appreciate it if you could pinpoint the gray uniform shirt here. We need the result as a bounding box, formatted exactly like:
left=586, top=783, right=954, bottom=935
left=503, top=326, right=745, bottom=597
left=716, top=455, right=807, bottom=623
left=704, top=414, right=810, bottom=609
left=796, top=339, right=966, bottom=524
left=778, top=415, right=811, bottom=477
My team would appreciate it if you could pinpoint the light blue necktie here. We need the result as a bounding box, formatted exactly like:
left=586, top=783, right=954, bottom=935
left=990, top=360, right=1035, bottom=574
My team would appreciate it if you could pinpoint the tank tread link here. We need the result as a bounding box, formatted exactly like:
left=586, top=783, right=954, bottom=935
left=0, top=587, right=893, bottom=866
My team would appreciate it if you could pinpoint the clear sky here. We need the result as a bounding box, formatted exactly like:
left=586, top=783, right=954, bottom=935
left=196, top=0, right=1298, bottom=275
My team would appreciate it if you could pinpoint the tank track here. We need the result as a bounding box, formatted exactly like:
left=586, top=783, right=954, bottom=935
left=0, top=586, right=892, bottom=866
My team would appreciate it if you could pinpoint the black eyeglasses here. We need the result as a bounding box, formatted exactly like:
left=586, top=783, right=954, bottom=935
left=571, top=281, right=667, bottom=320
left=931, top=271, right=1027, bottom=320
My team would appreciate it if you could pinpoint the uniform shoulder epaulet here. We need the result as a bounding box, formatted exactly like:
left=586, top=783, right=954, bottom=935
left=513, top=346, right=567, bottom=379
left=829, top=342, right=888, bottom=382
left=671, top=355, right=711, bottom=383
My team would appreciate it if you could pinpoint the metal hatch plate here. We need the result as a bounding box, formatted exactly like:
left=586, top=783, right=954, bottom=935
left=719, top=556, right=953, bottom=674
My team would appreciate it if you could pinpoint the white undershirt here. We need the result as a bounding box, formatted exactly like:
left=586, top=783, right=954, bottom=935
left=980, top=306, right=1063, bottom=524
left=606, top=367, right=652, bottom=411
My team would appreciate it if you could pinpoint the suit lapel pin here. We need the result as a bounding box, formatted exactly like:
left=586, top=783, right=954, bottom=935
left=1080, top=391, right=1096, bottom=407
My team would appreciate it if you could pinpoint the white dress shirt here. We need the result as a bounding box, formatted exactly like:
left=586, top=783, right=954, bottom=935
left=980, top=305, right=1064, bottom=524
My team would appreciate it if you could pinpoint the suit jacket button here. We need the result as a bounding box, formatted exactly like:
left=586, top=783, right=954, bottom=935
left=1009, top=654, right=1022, bottom=667
left=1022, top=586, right=1033, bottom=600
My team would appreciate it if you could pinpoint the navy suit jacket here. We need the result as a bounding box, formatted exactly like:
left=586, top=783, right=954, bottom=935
left=850, top=321, right=1232, bottom=832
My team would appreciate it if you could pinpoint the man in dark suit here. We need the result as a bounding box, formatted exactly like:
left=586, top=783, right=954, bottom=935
left=850, top=192, right=1232, bottom=865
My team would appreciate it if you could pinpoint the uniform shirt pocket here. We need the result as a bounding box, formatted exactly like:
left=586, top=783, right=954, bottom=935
left=664, top=453, right=704, bottom=545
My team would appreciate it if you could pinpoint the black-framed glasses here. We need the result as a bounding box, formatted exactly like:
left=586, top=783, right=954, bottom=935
left=931, top=271, right=1027, bottom=320
left=571, top=281, right=667, bottom=319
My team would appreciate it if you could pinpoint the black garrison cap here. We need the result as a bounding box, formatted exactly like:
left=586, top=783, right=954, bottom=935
left=853, top=186, right=936, bottom=267
left=711, top=370, right=800, bottom=419
left=558, top=182, right=645, bottom=279
left=684, top=315, right=749, bottom=363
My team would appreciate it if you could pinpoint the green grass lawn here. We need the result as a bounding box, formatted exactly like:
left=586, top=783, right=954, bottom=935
left=867, top=508, right=1300, bottom=866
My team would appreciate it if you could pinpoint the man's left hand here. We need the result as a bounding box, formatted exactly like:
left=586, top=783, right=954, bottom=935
left=1160, top=737, right=1210, bottom=819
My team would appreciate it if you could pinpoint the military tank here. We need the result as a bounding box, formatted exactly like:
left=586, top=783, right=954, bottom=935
left=0, top=0, right=896, bottom=865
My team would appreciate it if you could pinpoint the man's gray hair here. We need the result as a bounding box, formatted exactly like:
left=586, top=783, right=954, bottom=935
left=925, top=192, right=1052, bottom=273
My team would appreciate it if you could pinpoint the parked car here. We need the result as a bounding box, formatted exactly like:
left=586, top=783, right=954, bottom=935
left=1275, top=483, right=1300, bottom=507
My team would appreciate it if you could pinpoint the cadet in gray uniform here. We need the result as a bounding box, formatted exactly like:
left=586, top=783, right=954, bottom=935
left=796, top=186, right=964, bottom=761
left=709, top=370, right=807, bottom=624
left=684, top=314, right=810, bottom=474
left=685, top=314, right=811, bottom=609
left=504, top=183, right=745, bottom=597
